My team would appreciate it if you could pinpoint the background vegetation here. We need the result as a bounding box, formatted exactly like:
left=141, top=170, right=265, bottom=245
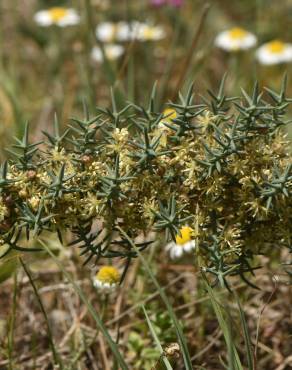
left=0, top=1, right=291, bottom=369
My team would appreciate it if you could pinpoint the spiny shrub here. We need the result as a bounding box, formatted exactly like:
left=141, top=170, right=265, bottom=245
left=0, top=77, right=291, bottom=287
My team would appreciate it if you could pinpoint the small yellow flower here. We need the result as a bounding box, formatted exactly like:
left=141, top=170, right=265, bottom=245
left=215, top=27, right=257, bottom=51
left=106, top=128, right=129, bottom=152
left=166, top=226, right=196, bottom=259
left=157, top=108, right=177, bottom=146
left=84, top=193, right=102, bottom=216
left=197, top=111, right=217, bottom=132
left=161, top=108, right=177, bottom=125
left=28, top=196, right=40, bottom=211
left=34, top=7, right=80, bottom=27
left=175, top=226, right=193, bottom=245
left=256, top=40, right=292, bottom=65
left=94, top=266, right=120, bottom=292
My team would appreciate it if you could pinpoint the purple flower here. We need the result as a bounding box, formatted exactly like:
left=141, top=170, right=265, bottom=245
left=150, top=0, right=167, bottom=6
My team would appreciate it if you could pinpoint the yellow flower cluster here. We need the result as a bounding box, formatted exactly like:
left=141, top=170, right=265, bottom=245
left=0, top=85, right=291, bottom=280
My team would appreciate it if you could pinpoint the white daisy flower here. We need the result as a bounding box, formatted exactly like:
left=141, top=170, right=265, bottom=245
left=135, top=23, right=166, bottom=41
left=93, top=266, right=120, bottom=293
left=95, top=22, right=117, bottom=43
left=215, top=27, right=257, bottom=52
left=34, top=7, right=80, bottom=27
left=166, top=226, right=196, bottom=260
left=96, top=21, right=166, bottom=43
left=116, top=21, right=141, bottom=42
left=95, top=21, right=136, bottom=43
left=91, top=44, right=125, bottom=63
left=256, top=40, right=292, bottom=65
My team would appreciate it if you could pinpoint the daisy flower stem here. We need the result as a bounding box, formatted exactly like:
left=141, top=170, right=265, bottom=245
left=82, top=0, right=97, bottom=110
left=50, top=26, right=65, bottom=75
left=229, top=53, right=241, bottom=92
left=101, top=295, right=109, bottom=320
left=171, top=3, right=210, bottom=100
left=157, top=16, right=181, bottom=106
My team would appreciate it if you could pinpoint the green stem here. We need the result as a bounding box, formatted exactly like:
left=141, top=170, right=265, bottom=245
left=20, top=258, right=63, bottom=369
left=7, top=273, right=17, bottom=370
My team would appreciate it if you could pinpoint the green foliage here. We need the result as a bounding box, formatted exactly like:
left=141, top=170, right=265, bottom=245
left=127, top=331, right=161, bottom=370
left=0, top=79, right=291, bottom=287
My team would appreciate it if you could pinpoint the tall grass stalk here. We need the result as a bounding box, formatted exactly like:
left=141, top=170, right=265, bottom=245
left=7, top=272, right=17, bottom=370
left=234, top=293, right=254, bottom=370
left=20, top=258, right=63, bottom=369
left=203, top=279, right=244, bottom=370
left=142, top=305, right=173, bottom=370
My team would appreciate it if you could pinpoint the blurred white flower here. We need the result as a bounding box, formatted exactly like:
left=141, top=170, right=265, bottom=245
left=256, top=40, right=292, bottom=65
left=166, top=226, right=196, bottom=259
left=135, top=23, right=166, bottom=41
left=91, top=44, right=125, bottom=63
left=96, top=21, right=166, bottom=42
left=116, top=21, right=141, bottom=42
left=95, top=22, right=118, bottom=42
left=34, top=7, right=80, bottom=27
left=93, top=266, right=120, bottom=293
left=215, top=27, right=257, bottom=51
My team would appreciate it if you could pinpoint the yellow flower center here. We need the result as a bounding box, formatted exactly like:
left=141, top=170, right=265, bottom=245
left=143, top=27, right=158, bottom=40
left=267, top=40, right=286, bottom=54
left=175, top=226, right=193, bottom=245
left=229, top=27, right=248, bottom=40
left=107, top=49, right=115, bottom=59
left=96, top=266, right=120, bottom=284
left=48, top=7, right=68, bottom=22
left=162, top=108, right=177, bottom=124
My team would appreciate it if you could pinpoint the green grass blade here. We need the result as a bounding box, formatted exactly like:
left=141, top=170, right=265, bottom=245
left=39, top=239, right=129, bottom=370
left=7, top=272, right=17, bottom=370
left=20, top=258, right=63, bottom=369
left=142, top=305, right=173, bottom=370
left=234, top=294, right=254, bottom=370
left=117, top=226, right=193, bottom=370
left=204, top=280, right=243, bottom=370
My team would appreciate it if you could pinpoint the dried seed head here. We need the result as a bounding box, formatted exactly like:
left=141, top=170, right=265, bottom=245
left=81, top=155, right=93, bottom=164
left=26, top=170, right=37, bottom=180
left=164, top=343, right=180, bottom=358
